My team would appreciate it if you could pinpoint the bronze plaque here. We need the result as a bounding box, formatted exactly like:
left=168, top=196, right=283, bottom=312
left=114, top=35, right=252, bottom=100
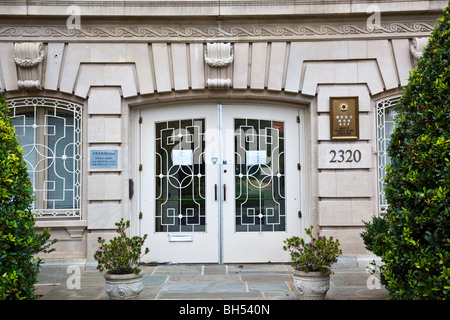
left=330, top=97, right=359, bottom=140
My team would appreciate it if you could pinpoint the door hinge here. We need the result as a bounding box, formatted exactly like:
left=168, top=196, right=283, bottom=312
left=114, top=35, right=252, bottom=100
left=139, top=116, right=143, bottom=124
left=128, top=179, right=134, bottom=199
left=139, top=164, right=143, bottom=171
left=297, top=163, right=301, bottom=170
left=139, top=212, right=143, bottom=219
left=298, top=211, right=302, bottom=218
left=296, top=115, right=300, bottom=123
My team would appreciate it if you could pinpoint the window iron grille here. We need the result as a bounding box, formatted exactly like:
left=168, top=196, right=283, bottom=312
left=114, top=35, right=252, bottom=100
left=376, top=96, right=400, bottom=215
left=7, top=97, right=82, bottom=219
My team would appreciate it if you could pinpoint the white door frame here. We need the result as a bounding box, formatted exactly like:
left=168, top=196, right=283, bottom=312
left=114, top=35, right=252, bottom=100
left=133, top=102, right=308, bottom=264
left=221, top=104, right=306, bottom=263
left=138, top=104, right=220, bottom=263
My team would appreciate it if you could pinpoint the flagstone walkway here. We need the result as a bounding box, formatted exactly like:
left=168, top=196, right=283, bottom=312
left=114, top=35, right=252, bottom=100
left=36, top=264, right=388, bottom=300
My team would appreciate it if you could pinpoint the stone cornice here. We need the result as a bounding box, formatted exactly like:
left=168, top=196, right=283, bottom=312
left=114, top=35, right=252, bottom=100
left=0, top=19, right=438, bottom=42
left=0, top=0, right=447, bottom=17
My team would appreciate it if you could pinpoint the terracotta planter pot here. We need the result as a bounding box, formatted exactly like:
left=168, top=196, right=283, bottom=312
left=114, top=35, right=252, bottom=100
left=104, top=272, right=143, bottom=300
left=291, top=268, right=331, bottom=300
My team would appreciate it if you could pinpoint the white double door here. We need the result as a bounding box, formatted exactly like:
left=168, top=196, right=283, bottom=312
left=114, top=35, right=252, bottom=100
left=139, top=103, right=304, bottom=263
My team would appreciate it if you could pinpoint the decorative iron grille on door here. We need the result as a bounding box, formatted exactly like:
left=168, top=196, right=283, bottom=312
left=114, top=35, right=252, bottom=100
left=8, top=97, right=82, bottom=218
left=155, top=118, right=206, bottom=232
left=234, top=118, right=286, bottom=232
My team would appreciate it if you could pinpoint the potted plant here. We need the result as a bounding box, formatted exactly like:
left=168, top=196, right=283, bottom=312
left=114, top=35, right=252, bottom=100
left=283, top=226, right=342, bottom=300
left=94, top=219, right=150, bottom=300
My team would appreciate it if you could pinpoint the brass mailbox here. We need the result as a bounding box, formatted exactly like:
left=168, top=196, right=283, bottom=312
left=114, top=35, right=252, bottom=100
left=330, top=97, right=359, bottom=140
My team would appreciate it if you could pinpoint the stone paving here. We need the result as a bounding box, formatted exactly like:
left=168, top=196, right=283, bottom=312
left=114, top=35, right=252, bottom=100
left=35, top=264, right=388, bottom=300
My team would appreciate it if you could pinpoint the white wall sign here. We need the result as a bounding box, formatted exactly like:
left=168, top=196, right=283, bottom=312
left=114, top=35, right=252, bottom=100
left=318, top=143, right=371, bottom=169
left=246, top=150, right=266, bottom=166
left=172, top=150, right=193, bottom=165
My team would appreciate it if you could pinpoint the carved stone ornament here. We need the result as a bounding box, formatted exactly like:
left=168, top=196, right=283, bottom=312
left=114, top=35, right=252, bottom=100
left=13, top=42, right=45, bottom=90
left=104, top=272, right=144, bottom=300
left=207, top=78, right=232, bottom=89
left=204, top=42, right=233, bottom=67
left=291, top=269, right=331, bottom=300
left=410, top=37, right=429, bottom=62
left=205, top=42, right=233, bottom=89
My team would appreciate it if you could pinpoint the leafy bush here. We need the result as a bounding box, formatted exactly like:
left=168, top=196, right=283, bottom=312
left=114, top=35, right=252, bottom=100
left=362, top=4, right=450, bottom=300
left=0, top=93, right=57, bottom=300
left=94, top=219, right=149, bottom=274
left=361, top=216, right=389, bottom=259
left=283, top=226, right=342, bottom=273
left=361, top=216, right=389, bottom=283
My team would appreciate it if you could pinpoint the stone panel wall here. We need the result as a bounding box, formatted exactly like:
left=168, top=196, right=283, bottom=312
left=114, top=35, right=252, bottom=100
left=0, top=0, right=445, bottom=263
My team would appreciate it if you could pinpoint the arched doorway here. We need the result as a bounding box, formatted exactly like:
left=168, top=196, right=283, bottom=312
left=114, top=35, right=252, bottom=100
left=135, top=102, right=307, bottom=263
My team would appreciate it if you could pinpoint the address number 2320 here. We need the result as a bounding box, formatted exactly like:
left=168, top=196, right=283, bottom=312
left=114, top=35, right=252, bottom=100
left=329, top=149, right=362, bottom=163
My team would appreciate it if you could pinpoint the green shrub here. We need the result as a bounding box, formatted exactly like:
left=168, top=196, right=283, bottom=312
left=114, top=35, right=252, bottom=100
left=283, top=226, right=342, bottom=273
left=361, top=216, right=389, bottom=259
left=362, top=3, right=450, bottom=300
left=94, top=219, right=149, bottom=275
left=0, top=93, right=57, bottom=300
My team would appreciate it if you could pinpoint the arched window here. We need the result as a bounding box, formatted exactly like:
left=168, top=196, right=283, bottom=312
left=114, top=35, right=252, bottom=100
left=376, top=96, right=400, bottom=215
left=7, top=97, right=82, bottom=218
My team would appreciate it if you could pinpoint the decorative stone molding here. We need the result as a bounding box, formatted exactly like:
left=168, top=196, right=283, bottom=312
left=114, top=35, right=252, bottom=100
left=205, top=42, right=233, bottom=89
left=13, top=42, right=45, bottom=90
left=3, top=0, right=445, bottom=18
left=207, top=78, right=232, bottom=89
left=204, top=43, right=233, bottom=67
left=410, top=37, right=429, bottom=62
left=65, top=226, right=86, bottom=239
left=0, top=20, right=438, bottom=42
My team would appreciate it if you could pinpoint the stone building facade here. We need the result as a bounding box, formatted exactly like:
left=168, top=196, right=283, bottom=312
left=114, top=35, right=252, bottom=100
left=0, top=0, right=447, bottom=266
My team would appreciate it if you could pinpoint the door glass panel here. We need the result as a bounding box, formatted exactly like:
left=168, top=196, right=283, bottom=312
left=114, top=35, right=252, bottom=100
left=155, top=118, right=206, bottom=232
left=234, top=118, right=286, bottom=232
